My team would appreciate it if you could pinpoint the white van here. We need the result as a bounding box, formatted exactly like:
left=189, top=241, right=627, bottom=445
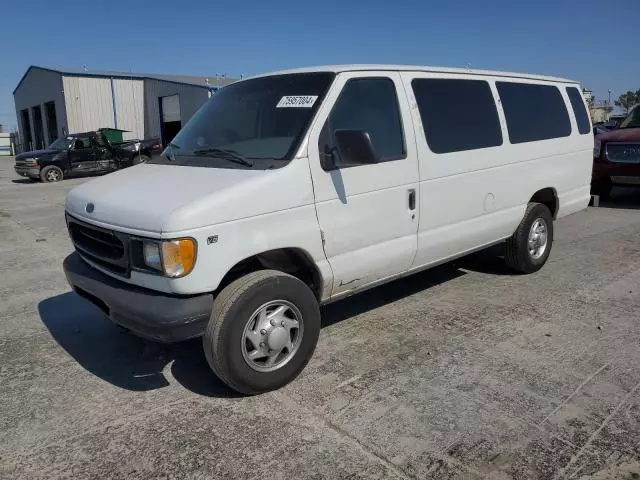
left=63, top=65, right=593, bottom=393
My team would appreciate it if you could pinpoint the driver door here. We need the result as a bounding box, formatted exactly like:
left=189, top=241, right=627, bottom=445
left=307, top=72, right=420, bottom=298
left=69, top=136, right=97, bottom=173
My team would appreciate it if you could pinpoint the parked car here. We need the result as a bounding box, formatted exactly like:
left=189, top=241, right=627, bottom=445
left=592, top=104, right=640, bottom=197
left=593, top=121, right=617, bottom=136
left=63, top=65, right=592, bottom=394
left=14, top=130, right=162, bottom=182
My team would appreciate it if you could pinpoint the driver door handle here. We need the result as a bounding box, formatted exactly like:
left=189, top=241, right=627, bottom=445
left=408, top=189, right=416, bottom=210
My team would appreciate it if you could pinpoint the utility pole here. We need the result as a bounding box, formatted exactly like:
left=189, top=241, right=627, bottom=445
left=608, top=89, right=612, bottom=120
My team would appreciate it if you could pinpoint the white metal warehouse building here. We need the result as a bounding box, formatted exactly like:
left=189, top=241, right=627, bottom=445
left=13, top=66, right=234, bottom=151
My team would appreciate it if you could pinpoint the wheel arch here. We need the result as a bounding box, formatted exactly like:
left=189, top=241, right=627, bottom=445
left=216, top=247, right=324, bottom=301
left=529, top=187, right=559, bottom=219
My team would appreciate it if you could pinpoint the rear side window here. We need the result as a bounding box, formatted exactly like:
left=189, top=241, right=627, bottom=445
left=412, top=78, right=502, bottom=153
left=566, top=87, right=591, bottom=134
left=497, top=82, right=571, bottom=143
left=325, top=77, right=405, bottom=162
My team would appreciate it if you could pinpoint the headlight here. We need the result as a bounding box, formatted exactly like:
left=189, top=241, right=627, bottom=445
left=143, top=242, right=162, bottom=271
left=142, top=238, right=197, bottom=278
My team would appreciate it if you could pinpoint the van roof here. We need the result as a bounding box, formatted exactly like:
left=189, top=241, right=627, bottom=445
left=252, top=65, right=578, bottom=84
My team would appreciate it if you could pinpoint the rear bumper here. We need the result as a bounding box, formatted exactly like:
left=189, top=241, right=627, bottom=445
left=63, top=252, right=212, bottom=343
left=14, top=165, right=40, bottom=178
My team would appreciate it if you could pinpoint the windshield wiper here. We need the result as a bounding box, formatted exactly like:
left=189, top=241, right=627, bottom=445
left=192, top=148, right=254, bottom=167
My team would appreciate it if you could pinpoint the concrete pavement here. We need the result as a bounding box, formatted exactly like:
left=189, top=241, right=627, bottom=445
left=1, top=158, right=639, bottom=479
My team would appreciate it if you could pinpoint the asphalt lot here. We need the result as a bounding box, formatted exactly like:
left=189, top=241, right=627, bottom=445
left=1, top=158, right=639, bottom=480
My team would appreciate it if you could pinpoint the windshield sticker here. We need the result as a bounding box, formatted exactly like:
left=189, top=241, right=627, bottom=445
left=276, top=95, right=318, bottom=108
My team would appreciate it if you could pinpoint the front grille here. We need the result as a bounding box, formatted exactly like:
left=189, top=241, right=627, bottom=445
left=15, top=158, right=36, bottom=167
left=606, top=142, right=640, bottom=164
left=67, top=215, right=130, bottom=277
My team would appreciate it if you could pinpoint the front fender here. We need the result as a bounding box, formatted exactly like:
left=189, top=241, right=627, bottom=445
left=161, top=205, right=333, bottom=301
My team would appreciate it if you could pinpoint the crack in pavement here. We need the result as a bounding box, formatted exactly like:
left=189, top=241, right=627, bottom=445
left=539, top=363, right=610, bottom=426
left=553, top=379, right=640, bottom=480
left=271, top=390, right=486, bottom=479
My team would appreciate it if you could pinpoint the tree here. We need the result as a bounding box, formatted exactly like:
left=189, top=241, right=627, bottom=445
left=615, top=91, right=639, bottom=114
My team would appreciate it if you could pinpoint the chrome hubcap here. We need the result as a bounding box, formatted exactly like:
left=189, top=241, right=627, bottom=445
left=528, top=218, right=548, bottom=260
left=47, top=170, right=60, bottom=181
left=241, top=300, right=303, bottom=372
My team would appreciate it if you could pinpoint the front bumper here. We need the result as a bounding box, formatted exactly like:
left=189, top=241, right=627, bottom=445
left=63, top=252, right=212, bottom=343
left=14, top=165, right=40, bottom=178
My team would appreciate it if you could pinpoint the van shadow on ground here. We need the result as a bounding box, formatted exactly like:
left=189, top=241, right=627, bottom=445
left=39, top=249, right=512, bottom=397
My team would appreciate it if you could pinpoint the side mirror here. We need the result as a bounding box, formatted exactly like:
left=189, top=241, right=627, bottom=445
left=334, top=130, right=378, bottom=167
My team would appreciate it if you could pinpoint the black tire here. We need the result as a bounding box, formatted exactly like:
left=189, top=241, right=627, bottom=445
left=591, top=178, right=613, bottom=199
left=505, top=202, right=554, bottom=274
left=40, top=165, right=63, bottom=183
left=203, top=270, right=321, bottom=395
left=133, top=154, right=150, bottom=165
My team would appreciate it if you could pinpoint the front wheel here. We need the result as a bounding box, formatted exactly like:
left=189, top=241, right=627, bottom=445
left=504, top=202, right=554, bottom=273
left=40, top=165, right=64, bottom=183
left=203, top=270, right=321, bottom=395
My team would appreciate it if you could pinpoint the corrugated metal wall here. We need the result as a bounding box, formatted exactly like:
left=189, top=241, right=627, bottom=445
left=62, top=76, right=114, bottom=133
left=113, top=79, right=144, bottom=140
left=13, top=68, right=67, bottom=147
left=144, top=79, right=210, bottom=139
left=15, top=69, right=211, bottom=147
left=62, top=76, right=145, bottom=139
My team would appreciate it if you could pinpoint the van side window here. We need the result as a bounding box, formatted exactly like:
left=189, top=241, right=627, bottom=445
left=411, top=78, right=502, bottom=153
left=566, top=87, right=591, bottom=135
left=322, top=77, right=405, bottom=166
left=497, top=82, right=571, bottom=143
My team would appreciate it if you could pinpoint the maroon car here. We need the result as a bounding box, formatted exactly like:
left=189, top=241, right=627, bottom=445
left=592, top=105, right=640, bottom=197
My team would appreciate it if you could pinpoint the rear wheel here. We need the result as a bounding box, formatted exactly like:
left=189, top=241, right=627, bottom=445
left=203, top=270, right=321, bottom=395
left=505, top=202, right=553, bottom=273
left=40, top=165, right=63, bottom=183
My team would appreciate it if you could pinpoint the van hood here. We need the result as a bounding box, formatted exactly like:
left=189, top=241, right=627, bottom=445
left=65, top=162, right=313, bottom=234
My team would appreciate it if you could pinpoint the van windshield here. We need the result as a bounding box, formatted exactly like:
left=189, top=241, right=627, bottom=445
left=157, top=72, right=335, bottom=167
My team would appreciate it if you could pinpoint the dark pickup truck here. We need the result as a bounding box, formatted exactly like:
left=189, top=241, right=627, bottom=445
left=14, top=130, right=162, bottom=182
left=592, top=105, right=640, bottom=197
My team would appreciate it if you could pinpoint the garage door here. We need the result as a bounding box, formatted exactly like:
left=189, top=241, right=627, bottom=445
left=161, top=95, right=180, bottom=122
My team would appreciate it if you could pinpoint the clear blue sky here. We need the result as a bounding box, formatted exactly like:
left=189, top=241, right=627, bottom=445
left=2, top=0, right=638, bottom=131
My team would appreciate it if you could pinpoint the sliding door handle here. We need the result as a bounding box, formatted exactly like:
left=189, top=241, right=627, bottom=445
left=408, top=189, right=416, bottom=210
